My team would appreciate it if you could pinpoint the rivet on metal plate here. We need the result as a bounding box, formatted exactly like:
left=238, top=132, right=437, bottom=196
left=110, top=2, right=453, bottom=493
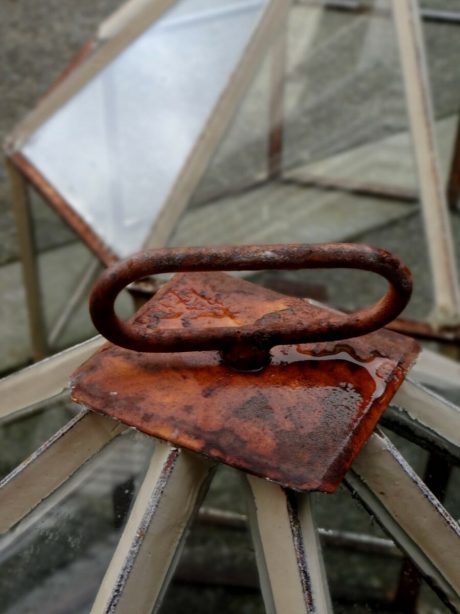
left=71, top=243, right=420, bottom=492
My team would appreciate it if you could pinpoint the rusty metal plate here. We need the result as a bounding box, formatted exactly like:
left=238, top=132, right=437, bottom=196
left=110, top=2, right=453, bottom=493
left=71, top=272, right=419, bottom=492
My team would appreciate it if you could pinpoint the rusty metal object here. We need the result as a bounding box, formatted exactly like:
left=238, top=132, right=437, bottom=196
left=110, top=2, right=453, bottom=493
left=196, top=506, right=401, bottom=558
left=386, top=317, right=460, bottom=344
left=89, top=243, right=412, bottom=370
left=248, top=272, right=328, bottom=301
left=73, top=267, right=419, bottom=493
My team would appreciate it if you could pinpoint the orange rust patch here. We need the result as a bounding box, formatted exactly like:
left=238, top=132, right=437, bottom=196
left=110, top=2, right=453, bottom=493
left=71, top=272, right=419, bottom=492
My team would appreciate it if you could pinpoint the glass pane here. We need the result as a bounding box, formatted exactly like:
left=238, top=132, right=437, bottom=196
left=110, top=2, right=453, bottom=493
left=160, top=465, right=264, bottom=614
left=0, top=393, right=75, bottom=480
left=281, top=1, right=416, bottom=190
left=0, top=430, right=153, bottom=613
left=167, top=0, right=439, bottom=321
left=314, top=471, right=451, bottom=611
left=21, top=0, right=270, bottom=257
left=26, top=186, right=133, bottom=355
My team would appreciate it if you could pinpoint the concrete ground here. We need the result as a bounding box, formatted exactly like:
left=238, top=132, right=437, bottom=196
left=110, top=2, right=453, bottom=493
left=1, top=1, right=460, bottom=613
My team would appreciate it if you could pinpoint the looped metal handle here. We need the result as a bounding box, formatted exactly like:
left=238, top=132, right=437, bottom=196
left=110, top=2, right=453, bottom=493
left=89, top=243, right=412, bottom=355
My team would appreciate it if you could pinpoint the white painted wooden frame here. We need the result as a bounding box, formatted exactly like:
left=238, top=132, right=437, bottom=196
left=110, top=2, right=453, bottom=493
left=385, top=377, right=460, bottom=462
left=1, top=344, right=460, bottom=611
left=0, top=336, right=104, bottom=423
left=391, top=0, right=460, bottom=324
left=91, top=442, right=214, bottom=613
left=0, top=411, right=126, bottom=534
left=245, top=474, right=333, bottom=613
left=347, top=429, right=460, bottom=611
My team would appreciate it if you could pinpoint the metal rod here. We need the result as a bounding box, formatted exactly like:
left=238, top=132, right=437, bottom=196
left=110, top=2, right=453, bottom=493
left=421, top=9, right=460, bottom=25
left=318, top=527, right=400, bottom=558
left=197, top=505, right=401, bottom=557
left=386, top=317, right=460, bottom=343
left=197, top=507, right=247, bottom=530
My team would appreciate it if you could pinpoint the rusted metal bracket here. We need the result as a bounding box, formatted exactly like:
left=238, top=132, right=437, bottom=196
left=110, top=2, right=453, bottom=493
left=72, top=243, right=419, bottom=493
left=89, top=243, right=412, bottom=370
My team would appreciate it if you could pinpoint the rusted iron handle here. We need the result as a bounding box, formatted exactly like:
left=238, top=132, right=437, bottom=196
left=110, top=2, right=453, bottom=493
left=89, top=243, right=412, bottom=355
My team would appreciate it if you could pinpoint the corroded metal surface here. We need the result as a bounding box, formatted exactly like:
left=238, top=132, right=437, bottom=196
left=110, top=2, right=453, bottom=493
left=72, top=271, right=419, bottom=492
left=387, top=317, right=460, bottom=344
left=89, top=243, right=413, bottom=365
